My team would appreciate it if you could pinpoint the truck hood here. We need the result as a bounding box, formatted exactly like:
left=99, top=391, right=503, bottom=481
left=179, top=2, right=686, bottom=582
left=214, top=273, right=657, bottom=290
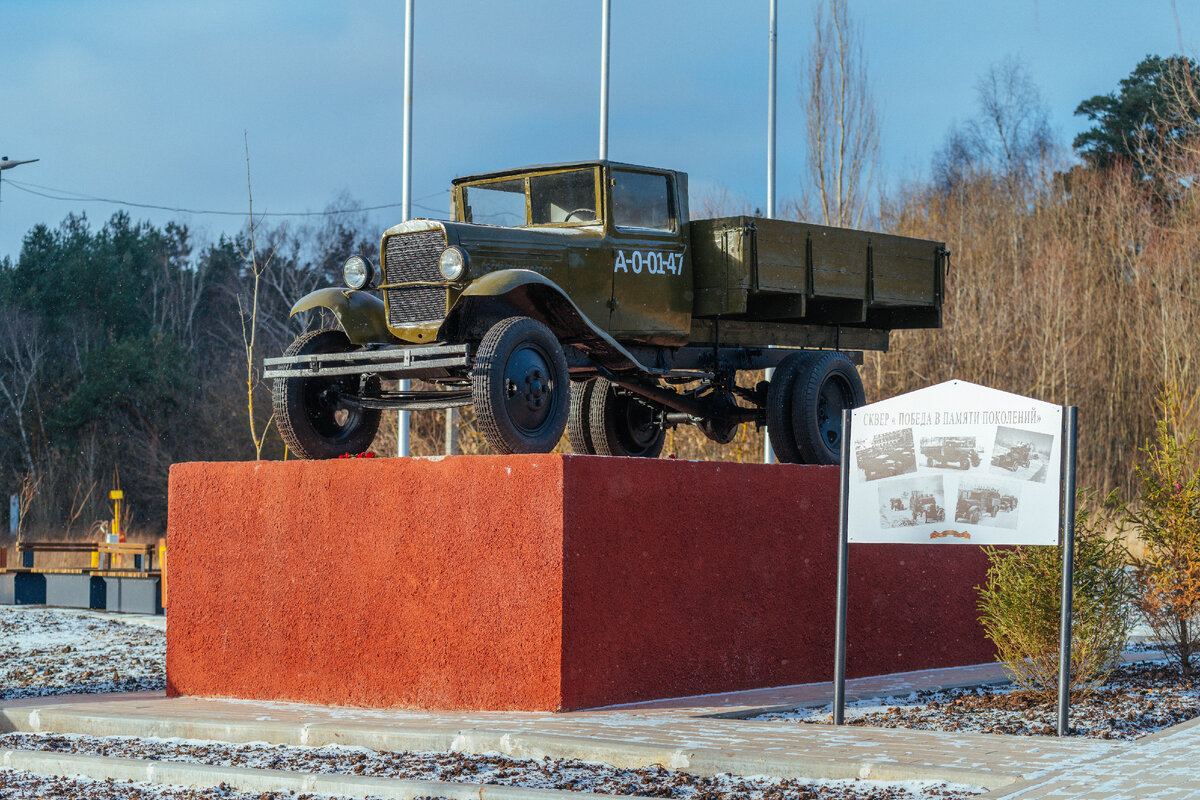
left=382, top=218, right=604, bottom=281
left=382, top=218, right=605, bottom=247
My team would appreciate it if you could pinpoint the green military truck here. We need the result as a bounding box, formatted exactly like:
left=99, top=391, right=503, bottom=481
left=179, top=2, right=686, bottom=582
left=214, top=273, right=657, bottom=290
left=263, top=160, right=946, bottom=463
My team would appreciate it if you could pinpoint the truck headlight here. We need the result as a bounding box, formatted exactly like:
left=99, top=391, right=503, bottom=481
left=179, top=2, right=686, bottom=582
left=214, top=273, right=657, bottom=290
left=342, top=255, right=375, bottom=289
left=439, top=247, right=467, bottom=281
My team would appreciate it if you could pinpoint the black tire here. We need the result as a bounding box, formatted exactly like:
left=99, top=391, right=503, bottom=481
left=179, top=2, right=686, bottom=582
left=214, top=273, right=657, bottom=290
left=588, top=378, right=666, bottom=458
left=765, top=352, right=814, bottom=464
left=567, top=380, right=599, bottom=454
left=471, top=316, right=570, bottom=454
left=789, top=352, right=866, bottom=465
left=273, top=329, right=382, bottom=459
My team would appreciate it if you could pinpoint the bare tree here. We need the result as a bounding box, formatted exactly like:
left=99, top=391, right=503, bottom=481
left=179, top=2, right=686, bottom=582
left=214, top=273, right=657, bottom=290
left=237, top=133, right=277, bottom=460
left=804, top=0, right=880, bottom=228
left=694, top=184, right=757, bottom=219
left=14, top=472, right=42, bottom=542
left=0, top=308, right=46, bottom=477
left=933, top=56, right=1055, bottom=193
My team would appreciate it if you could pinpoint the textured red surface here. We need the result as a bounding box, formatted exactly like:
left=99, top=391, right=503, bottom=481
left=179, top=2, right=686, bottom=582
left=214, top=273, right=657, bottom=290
left=167, top=455, right=994, bottom=711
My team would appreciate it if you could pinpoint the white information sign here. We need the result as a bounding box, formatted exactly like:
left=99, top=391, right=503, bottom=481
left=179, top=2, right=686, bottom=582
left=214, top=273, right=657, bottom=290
left=846, top=380, right=1062, bottom=545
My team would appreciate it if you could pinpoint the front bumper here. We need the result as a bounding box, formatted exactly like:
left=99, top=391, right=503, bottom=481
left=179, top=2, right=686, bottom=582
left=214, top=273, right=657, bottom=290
left=263, top=342, right=471, bottom=382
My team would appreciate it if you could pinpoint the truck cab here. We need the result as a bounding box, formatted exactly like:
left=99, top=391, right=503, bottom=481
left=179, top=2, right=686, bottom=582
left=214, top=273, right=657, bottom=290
left=451, top=161, right=692, bottom=344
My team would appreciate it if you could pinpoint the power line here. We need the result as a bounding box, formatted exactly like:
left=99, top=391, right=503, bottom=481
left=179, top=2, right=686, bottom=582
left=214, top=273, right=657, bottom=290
left=3, top=178, right=450, bottom=218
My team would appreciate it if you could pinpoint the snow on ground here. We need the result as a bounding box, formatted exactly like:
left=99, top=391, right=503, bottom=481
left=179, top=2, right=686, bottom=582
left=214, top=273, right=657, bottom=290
left=0, top=606, right=988, bottom=799
left=0, top=606, right=165, bottom=699
left=0, top=770, right=407, bottom=800
left=754, top=660, right=1200, bottom=740
left=0, top=732, right=984, bottom=800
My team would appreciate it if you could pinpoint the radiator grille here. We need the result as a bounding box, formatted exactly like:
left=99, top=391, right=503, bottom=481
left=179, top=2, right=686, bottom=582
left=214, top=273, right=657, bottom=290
left=383, top=230, right=447, bottom=326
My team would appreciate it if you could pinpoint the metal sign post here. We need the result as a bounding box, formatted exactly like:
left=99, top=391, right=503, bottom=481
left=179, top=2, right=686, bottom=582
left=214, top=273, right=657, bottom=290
left=832, top=407, right=852, bottom=724
left=1056, top=406, right=1079, bottom=736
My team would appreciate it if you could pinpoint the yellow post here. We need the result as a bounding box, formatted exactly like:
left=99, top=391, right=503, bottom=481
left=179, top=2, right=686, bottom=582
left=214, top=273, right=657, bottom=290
left=110, top=490, right=124, bottom=567
left=110, top=490, right=123, bottom=540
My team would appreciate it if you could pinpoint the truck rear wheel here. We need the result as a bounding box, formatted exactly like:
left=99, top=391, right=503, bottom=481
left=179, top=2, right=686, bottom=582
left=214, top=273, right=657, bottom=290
left=587, top=378, right=666, bottom=458
left=471, top=316, right=570, bottom=455
left=789, top=352, right=865, bottom=465
left=567, top=380, right=599, bottom=454
left=273, top=329, right=382, bottom=459
left=766, top=352, right=814, bottom=464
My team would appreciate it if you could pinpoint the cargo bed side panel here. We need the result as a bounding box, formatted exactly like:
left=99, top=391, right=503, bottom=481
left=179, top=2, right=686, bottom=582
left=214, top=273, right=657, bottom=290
left=870, top=232, right=938, bottom=305
left=810, top=226, right=868, bottom=300
left=753, top=219, right=808, bottom=293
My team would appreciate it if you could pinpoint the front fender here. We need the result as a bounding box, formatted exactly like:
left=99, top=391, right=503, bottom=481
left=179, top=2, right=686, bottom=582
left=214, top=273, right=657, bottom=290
left=289, top=288, right=397, bottom=345
left=439, top=269, right=646, bottom=374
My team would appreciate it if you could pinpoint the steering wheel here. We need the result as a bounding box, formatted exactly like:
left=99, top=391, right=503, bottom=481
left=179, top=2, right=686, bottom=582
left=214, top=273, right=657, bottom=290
left=563, top=208, right=596, bottom=222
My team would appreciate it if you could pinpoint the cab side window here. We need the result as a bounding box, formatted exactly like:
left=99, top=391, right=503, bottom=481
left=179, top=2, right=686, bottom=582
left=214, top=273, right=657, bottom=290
left=612, top=170, right=673, bottom=231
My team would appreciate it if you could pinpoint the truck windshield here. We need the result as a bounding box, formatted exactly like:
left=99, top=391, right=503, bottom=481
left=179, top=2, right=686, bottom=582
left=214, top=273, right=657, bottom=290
left=462, top=168, right=599, bottom=227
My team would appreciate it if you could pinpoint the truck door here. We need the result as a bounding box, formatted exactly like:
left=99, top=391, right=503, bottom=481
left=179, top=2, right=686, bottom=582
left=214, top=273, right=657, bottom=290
left=605, top=168, right=691, bottom=343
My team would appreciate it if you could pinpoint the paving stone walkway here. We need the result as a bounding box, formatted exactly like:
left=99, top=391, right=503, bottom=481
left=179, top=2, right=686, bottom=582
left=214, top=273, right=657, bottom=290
left=1, top=656, right=1196, bottom=798
left=986, top=717, right=1200, bottom=799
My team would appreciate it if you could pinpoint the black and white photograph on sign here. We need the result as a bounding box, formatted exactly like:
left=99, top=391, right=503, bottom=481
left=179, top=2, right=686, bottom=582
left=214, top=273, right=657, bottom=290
left=954, top=479, right=1022, bottom=528
left=855, top=428, right=917, bottom=482
left=989, top=426, right=1054, bottom=483
left=877, top=475, right=946, bottom=528
left=919, top=435, right=982, bottom=471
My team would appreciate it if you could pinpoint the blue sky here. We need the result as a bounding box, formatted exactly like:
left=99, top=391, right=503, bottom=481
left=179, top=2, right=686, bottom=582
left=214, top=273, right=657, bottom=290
left=1, top=0, right=1196, bottom=259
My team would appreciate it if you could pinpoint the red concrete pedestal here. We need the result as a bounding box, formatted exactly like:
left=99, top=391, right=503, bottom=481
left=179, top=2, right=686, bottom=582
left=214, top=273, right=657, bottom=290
left=166, top=455, right=994, bottom=711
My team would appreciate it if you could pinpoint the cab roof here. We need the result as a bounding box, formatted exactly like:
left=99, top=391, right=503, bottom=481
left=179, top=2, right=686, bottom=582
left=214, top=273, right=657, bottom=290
left=452, top=160, right=679, bottom=185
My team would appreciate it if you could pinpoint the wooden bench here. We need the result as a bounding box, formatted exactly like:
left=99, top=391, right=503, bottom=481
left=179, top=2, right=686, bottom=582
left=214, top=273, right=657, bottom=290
left=97, top=542, right=157, bottom=572
left=16, top=541, right=99, bottom=570
left=15, top=541, right=157, bottom=572
left=4, top=540, right=165, bottom=613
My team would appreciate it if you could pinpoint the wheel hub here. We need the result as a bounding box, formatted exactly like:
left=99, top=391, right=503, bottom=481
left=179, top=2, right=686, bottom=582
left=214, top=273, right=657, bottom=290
left=524, top=369, right=546, bottom=409
left=817, top=378, right=852, bottom=448
left=503, top=345, right=556, bottom=432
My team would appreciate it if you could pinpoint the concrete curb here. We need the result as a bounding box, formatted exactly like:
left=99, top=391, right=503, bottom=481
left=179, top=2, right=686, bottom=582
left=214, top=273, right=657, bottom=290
left=707, top=651, right=1168, bottom=720
left=0, top=708, right=1018, bottom=791
left=972, top=748, right=1122, bottom=800
left=0, top=748, right=647, bottom=800
left=1129, top=711, right=1200, bottom=745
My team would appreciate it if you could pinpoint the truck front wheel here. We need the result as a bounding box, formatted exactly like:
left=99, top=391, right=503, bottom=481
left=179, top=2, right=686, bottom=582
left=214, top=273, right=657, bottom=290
left=587, top=378, right=666, bottom=458
left=272, top=329, right=382, bottom=459
left=471, top=316, right=570, bottom=454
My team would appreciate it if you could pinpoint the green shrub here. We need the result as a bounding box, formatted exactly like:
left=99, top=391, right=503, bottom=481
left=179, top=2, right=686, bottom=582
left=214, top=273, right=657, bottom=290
left=1125, top=415, right=1200, bottom=678
left=977, top=492, right=1135, bottom=700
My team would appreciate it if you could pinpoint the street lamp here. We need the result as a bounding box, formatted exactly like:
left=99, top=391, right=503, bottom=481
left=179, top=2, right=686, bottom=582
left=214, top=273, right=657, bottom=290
left=0, top=156, right=39, bottom=217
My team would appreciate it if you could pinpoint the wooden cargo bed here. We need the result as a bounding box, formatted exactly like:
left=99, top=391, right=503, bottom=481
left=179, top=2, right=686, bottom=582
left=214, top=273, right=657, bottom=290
left=688, top=216, right=946, bottom=336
